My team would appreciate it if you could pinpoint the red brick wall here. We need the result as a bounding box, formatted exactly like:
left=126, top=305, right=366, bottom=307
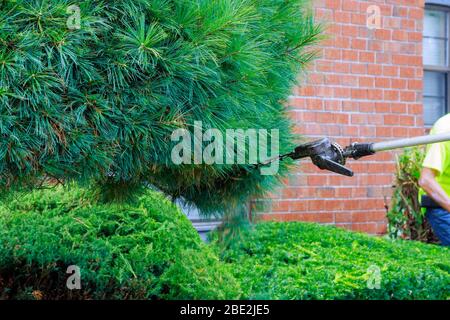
left=257, top=0, right=425, bottom=234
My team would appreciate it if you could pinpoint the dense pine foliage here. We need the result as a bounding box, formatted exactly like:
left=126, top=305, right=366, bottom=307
left=0, top=0, right=320, bottom=212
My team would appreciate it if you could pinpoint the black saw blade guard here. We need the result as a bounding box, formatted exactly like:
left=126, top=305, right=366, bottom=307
left=257, top=138, right=376, bottom=176
left=288, top=138, right=354, bottom=177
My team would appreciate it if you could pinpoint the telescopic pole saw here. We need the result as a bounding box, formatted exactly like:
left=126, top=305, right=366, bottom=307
left=269, top=132, right=450, bottom=177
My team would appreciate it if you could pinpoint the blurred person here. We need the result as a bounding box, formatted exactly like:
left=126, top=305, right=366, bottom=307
left=419, top=113, right=450, bottom=246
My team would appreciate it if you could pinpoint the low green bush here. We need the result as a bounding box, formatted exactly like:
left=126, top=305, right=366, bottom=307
left=0, top=186, right=240, bottom=300
left=213, top=222, right=450, bottom=300
left=1, top=187, right=448, bottom=300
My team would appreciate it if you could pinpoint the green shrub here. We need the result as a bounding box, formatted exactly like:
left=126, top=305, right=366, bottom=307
left=0, top=0, right=320, bottom=214
left=213, top=222, right=450, bottom=300
left=387, top=148, right=437, bottom=243
left=0, top=186, right=240, bottom=300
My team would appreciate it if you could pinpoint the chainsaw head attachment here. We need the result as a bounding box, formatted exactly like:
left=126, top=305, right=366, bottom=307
left=288, top=138, right=354, bottom=177
left=276, top=132, right=450, bottom=177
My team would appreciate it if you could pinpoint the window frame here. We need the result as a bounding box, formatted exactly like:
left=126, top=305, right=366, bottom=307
left=424, top=4, right=450, bottom=126
left=426, top=0, right=450, bottom=7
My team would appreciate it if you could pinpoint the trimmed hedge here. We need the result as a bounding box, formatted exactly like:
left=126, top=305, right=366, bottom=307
left=0, top=186, right=240, bottom=300
left=1, top=188, right=449, bottom=300
left=214, top=222, right=450, bottom=300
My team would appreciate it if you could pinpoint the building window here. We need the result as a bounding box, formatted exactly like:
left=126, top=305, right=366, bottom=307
left=423, top=6, right=450, bottom=126
left=176, top=199, right=221, bottom=242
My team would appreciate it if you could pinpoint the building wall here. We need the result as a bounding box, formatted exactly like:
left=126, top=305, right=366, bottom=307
left=257, top=0, right=426, bottom=234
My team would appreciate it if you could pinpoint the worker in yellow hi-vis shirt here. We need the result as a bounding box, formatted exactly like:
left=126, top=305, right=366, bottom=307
left=419, top=113, right=450, bottom=246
